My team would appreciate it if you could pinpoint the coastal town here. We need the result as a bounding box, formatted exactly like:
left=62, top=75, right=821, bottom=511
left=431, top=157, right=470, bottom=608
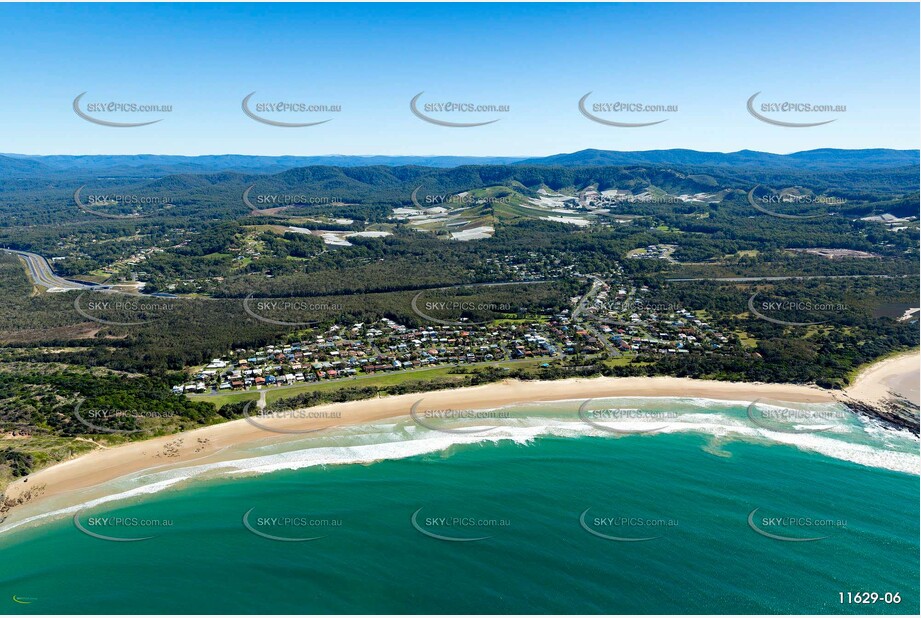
left=176, top=275, right=736, bottom=395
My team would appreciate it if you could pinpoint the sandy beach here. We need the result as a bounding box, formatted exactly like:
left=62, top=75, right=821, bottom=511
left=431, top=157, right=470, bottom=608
left=2, top=376, right=837, bottom=512
left=845, top=350, right=921, bottom=408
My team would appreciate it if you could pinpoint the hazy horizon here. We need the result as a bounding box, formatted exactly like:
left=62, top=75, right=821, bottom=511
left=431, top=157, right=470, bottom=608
left=4, top=146, right=919, bottom=159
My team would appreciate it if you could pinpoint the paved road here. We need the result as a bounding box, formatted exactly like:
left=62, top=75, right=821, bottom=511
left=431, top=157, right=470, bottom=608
left=572, top=275, right=605, bottom=319
left=3, top=249, right=95, bottom=292
left=572, top=275, right=621, bottom=357
left=666, top=274, right=902, bottom=283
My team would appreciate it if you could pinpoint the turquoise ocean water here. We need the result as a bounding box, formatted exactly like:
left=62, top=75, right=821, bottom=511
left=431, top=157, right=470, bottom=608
left=1, top=398, right=918, bottom=614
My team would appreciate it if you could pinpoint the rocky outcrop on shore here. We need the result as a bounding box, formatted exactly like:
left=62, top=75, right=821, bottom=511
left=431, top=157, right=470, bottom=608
left=838, top=395, right=920, bottom=436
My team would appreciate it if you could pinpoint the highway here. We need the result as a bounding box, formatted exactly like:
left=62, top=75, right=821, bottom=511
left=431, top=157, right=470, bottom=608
left=3, top=249, right=96, bottom=292
left=666, top=274, right=900, bottom=283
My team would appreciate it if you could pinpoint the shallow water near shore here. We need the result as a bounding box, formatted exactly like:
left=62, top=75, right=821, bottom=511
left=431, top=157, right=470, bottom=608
left=1, top=399, right=918, bottom=614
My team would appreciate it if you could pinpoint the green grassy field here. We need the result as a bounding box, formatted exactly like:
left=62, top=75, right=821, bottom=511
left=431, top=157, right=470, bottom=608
left=602, top=352, right=636, bottom=367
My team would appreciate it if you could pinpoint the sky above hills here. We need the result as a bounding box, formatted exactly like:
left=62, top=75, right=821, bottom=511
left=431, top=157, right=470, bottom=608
left=0, top=2, right=918, bottom=156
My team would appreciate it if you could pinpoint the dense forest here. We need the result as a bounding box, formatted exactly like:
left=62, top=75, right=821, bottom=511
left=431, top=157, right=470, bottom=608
left=0, top=152, right=917, bottom=489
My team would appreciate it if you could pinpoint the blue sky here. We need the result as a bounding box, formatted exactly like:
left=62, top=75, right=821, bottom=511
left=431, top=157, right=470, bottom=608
left=0, top=2, right=918, bottom=156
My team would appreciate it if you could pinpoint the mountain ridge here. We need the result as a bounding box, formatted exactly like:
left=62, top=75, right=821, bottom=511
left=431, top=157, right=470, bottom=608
left=1, top=148, right=918, bottom=181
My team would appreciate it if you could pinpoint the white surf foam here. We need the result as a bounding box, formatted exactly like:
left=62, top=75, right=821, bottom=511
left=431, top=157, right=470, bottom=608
left=2, top=398, right=916, bottom=536
left=0, top=477, right=187, bottom=535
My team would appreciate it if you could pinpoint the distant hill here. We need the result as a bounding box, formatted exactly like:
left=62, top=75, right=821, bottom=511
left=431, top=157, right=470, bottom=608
left=0, top=154, right=525, bottom=178
left=0, top=154, right=54, bottom=179
left=2, top=149, right=917, bottom=184
left=516, top=148, right=920, bottom=170
left=140, top=164, right=725, bottom=208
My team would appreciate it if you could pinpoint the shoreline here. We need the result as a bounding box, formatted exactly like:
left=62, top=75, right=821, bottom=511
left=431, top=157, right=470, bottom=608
left=1, top=370, right=915, bottom=523
left=840, top=349, right=920, bottom=434
left=844, top=349, right=920, bottom=407
left=4, top=376, right=832, bottom=509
